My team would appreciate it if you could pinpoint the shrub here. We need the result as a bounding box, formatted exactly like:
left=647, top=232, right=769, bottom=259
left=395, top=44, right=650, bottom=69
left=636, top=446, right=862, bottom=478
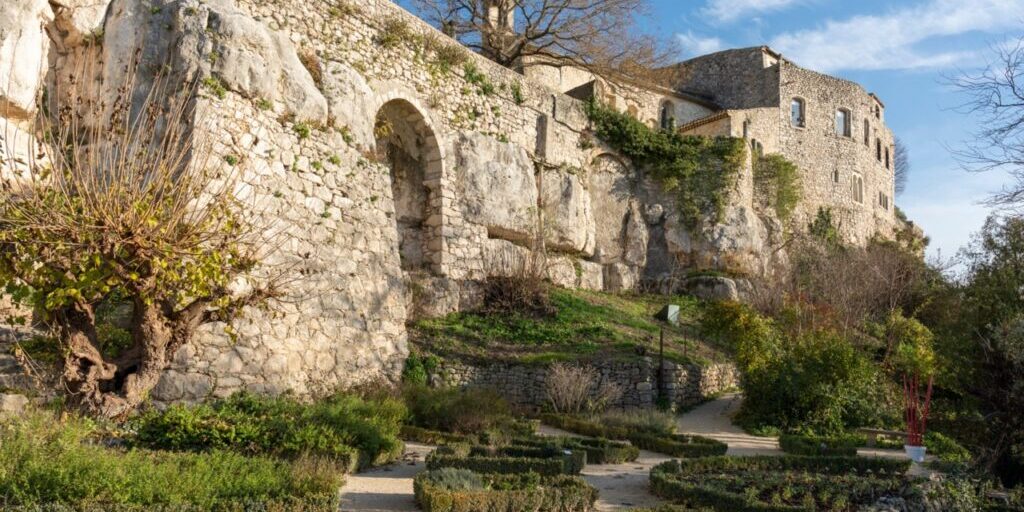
left=403, top=385, right=512, bottom=435
left=598, top=409, right=676, bottom=436
left=402, top=352, right=439, bottom=385
left=546, top=363, right=622, bottom=414
left=515, top=436, right=640, bottom=464
left=754, top=154, right=801, bottom=223
left=540, top=414, right=726, bottom=458
left=925, top=431, right=972, bottom=464
left=779, top=433, right=864, bottom=457
left=0, top=412, right=341, bottom=510
left=132, top=391, right=406, bottom=471
left=401, top=426, right=474, bottom=446
left=417, top=467, right=485, bottom=491
left=425, top=444, right=586, bottom=476
left=414, top=470, right=596, bottom=512
left=650, top=456, right=912, bottom=512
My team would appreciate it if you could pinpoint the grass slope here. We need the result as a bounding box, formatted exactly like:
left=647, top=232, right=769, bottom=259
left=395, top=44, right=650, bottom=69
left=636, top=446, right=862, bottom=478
left=411, top=288, right=728, bottom=366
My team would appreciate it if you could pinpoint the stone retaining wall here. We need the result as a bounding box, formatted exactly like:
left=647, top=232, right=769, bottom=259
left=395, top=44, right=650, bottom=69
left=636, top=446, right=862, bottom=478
left=428, top=358, right=738, bottom=411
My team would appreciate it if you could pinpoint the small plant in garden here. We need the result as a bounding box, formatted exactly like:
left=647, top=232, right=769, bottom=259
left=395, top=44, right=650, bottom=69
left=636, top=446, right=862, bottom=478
left=545, top=363, right=622, bottom=415
left=0, top=62, right=278, bottom=417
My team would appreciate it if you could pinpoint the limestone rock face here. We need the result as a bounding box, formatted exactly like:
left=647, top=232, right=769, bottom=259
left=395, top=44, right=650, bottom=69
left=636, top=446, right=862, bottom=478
left=541, top=168, right=594, bottom=256
left=49, top=0, right=110, bottom=48
left=455, top=132, right=538, bottom=243
left=623, top=202, right=648, bottom=267
left=589, top=154, right=633, bottom=264
left=0, top=0, right=53, bottom=120
left=322, top=61, right=375, bottom=148
left=683, top=275, right=739, bottom=302
left=664, top=204, right=772, bottom=276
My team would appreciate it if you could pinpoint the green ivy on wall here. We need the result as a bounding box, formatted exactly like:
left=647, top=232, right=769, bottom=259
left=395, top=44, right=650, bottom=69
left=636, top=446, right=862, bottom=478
left=754, top=153, right=802, bottom=223
left=584, top=100, right=746, bottom=228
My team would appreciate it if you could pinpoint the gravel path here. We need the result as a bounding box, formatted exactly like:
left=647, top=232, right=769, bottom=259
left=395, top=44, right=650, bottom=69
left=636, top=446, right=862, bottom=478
left=676, top=392, right=782, bottom=456
left=339, top=442, right=434, bottom=512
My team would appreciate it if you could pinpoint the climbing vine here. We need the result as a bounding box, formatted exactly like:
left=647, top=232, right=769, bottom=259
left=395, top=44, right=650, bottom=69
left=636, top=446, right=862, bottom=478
left=584, top=100, right=746, bottom=228
left=753, top=153, right=801, bottom=223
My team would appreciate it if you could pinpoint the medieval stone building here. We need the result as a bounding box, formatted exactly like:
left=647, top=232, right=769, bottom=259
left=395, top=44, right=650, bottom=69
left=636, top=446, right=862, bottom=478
left=0, top=0, right=911, bottom=403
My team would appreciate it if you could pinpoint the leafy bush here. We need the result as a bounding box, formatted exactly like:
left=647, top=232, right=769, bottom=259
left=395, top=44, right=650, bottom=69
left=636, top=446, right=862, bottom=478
left=598, top=409, right=676, bottom=436
left=546, top=363, right=622, bottom=414
left=0, top=412, right=341, bottom=510
left=540, top=414, right=726, bottom=458
left=132, top=392, right=405, bottom=471
left=703, top=302, right=894, bottom=434
left=414, top=470, right=596, bottom=512
left=402, top=352, right=440, bottom=386
left=425, top=444, right=586, bottom=476
left=650, top=456, right=911, bottom=512
left=417, top=467, right=485, bottom=491
left=779, top=433, right=864, bottom=457
left=403, top=385, right=512, bottom=435
left=754, top=154, right=801, bottom=222
left=925, top=431, right=972, bottom=464
left=400, top=425, right=474, bottom=446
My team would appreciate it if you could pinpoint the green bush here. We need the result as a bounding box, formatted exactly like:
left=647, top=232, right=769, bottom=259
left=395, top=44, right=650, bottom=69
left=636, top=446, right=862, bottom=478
left=402, top=352, right=440, bottom=386
left=425, top=444, right=586, bottom=476
left=401, top=425, right=474, bottom=446
left=132, top=391, right=405, bottom=471
left=403, top=385, right=513, bottom=435
left=650, top=456, right=911, bottom=512
left=0, top=412, right=341, bottom=510
left=539, top=414, right=727, bottom=458
left=779, top=433, right=864, bottom=457
left=754, top=154, right=801, bottom=222
left=925, top=431, right=972, bottom=464
left=515, top=436, right=640, bottom=464
left=703, top=302, right=893, bottom=434
left=598, top=409, right=676, bottom=436
left=414, top=470, right=596, bottom=512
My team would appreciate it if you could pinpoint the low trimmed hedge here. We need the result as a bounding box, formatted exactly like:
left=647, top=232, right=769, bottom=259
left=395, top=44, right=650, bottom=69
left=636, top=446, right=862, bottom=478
left=401, top=426, right=474, bottom=446
left=650, top=456, right=912, bottom=511
left=515, top=436, right=640, bottom=464
left=414, top=469, right=597, bottom=512
left=540, top=414, right=727, bottom=458
left=779, top=433, right=863, bottom=457
left=426, top=444, right=586, bottom=476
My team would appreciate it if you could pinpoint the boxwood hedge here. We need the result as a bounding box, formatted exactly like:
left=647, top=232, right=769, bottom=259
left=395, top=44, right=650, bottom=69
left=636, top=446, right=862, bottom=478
left=414, top=469, right=597, bottom=512
left=778, top=433, right=864, bottom=457
left=425, top=444, right=586, bottom=476
left=650, top=456, right=912, bottom=512
left=540, top=414, right=727, bottom=458
left=514, top=436, right=640, bottom=464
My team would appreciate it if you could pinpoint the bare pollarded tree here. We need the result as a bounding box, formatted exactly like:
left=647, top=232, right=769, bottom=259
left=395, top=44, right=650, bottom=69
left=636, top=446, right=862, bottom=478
left=950, top=35, right=1024, bottom=210
left=403, top=0, right=675, bottom=81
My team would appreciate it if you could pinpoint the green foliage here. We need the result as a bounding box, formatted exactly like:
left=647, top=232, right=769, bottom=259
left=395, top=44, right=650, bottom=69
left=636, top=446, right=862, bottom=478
left=753, top=154, right=801, bottom=222
left=414, top=470, right=597, bottom=512
left=425, top=444, right=586, bottom=476
left=650, top=456, right=911, bottom=512
left=293, top=122, right=311, bottom=139
left=400, top=425, right=474, bottom=446
left=0, top=411, right=341, bottom=510
left=378, top=17, right=413, bottom=48
left=402, top=352, right=440, bottom=385
left=514, top=436, right=640, bottom=464
left=462, top=62, right=496, bottom=95
left=539, top=414, right=727, bottom=458
left=703, top=302, right=895, bottom=434
left=808, top=207, right=840, bottom=246
left=200, top=76, right=227, bottom=99
left=402, top=385, right=513, bottom=435
left=778, top=433, right=864, bottom=457
left=885, top=312, right=936, bottom=377
left=509, top=82, right=525, bottom=105
left=925, top=431, right=972, bottom=465
left=597, top=409, right=676, bottom=436
left=584, top=100, right=746, bottom=228
left=132, top=392, right=406, bottom=471
left=418, top=467, right=485, bottom=491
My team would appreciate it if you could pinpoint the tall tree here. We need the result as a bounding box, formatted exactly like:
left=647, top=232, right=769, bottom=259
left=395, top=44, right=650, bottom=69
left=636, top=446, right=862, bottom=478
left=950, top=36, right=1024, bottom=210
left=403, top=0, right=674, bottom=80
left=894, top=136, right=910, bottom=196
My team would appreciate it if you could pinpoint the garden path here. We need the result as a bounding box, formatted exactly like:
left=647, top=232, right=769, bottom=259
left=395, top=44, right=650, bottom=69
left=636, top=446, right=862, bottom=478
left=339, top=441, right=434, bottom=512
left=676, top=392, right=782, bottom=456
left=537, top=424, right=672, bottom=511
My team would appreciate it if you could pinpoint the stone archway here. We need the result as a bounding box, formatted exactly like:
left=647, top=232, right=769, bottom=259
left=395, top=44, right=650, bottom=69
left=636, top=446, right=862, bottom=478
left=374, top=99, right=443, bottom=274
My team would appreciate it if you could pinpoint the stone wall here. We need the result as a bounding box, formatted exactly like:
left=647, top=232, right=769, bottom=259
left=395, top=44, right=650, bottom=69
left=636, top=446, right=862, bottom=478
left=428, top=358, right=738, bottom=411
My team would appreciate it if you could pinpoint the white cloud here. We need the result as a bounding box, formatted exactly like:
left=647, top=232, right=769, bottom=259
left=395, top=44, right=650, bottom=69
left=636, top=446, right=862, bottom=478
left=769, top=0, right=1024, bottom=72
left=701, top=0, right=801, bottom=24
left=677, top=31, right=725, bottom=57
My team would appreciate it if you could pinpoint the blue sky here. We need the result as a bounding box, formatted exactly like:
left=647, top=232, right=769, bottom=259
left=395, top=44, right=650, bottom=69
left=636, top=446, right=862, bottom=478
left=645, top=0, right=1024, bottom=260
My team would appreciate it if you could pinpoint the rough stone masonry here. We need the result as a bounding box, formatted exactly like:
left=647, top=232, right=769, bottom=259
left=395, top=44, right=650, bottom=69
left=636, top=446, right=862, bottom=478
left=0, top=0, right=910, bottom=403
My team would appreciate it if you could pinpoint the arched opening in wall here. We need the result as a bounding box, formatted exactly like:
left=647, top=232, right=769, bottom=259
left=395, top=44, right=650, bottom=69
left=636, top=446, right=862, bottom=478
left=375, top=99, right=442, bottom=274
left=659, top=101, right=675, bottom=130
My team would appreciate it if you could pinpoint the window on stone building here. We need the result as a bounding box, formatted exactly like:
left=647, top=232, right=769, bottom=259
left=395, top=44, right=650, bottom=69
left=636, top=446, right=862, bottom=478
left=833, top=168, right=840, bottom=183
left=852, top=174, right=864, bottom=204
left=876, top=139, right=882, bottom=161
left=863, top=120, right=870, bottom=146
left=885, top=147, right=890, bottom=169
left=791, top=98, right=805, bottom=127
left=660, top=101, right=675, bottom=130
left=878, top=192, right=890, bottom=210
left=742, top=120, right=750, bottom=139
left=835, top=108, right=851, bottom=137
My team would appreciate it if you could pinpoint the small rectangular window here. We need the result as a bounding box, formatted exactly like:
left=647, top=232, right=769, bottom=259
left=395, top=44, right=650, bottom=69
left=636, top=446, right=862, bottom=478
left=835, top=109, right=850, bottom=137
left=791, top=98, right=805, bottom=128
left=852, top=175, right=864, bottom=204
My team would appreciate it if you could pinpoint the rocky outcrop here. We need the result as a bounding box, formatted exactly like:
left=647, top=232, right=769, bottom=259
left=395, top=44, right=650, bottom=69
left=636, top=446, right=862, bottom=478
left=455, top=132, right=538, bottom=243
left=541, top=167, right=595, bottom=256
left=0, top=0, right=52, bottom=120
left=48, top=0, right=110, bottom=48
